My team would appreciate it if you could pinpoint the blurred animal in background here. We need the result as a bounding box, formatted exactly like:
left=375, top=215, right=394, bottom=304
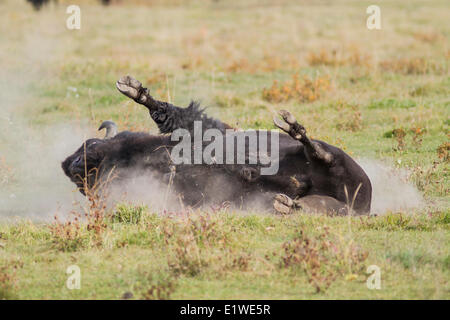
left=26, top=0, right=110, bottom=10
left=26, top=0, right=50, bottom=10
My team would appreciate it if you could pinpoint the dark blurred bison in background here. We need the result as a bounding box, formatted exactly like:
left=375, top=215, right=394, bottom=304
left=62, top=76, right=372, bottom=215
left=26, top=0, right=110, bottom=10
left=26, top=0, right=50, bottom=10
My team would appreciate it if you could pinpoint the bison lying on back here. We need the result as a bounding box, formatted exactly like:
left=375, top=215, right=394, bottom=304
left=62, top=76, right=372, bottom=215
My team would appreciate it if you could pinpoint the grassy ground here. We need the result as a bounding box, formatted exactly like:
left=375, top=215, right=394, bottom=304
left=0, top=0, right=449, bottom=299
left=0, top=208, right=449, bottom=299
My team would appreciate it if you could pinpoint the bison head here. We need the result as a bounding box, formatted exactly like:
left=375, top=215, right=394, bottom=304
left=61, top=138, right=108, bottom=195
left=62, top=120, right=174, bottom=195
left=61, top=121, right=117, bottom=195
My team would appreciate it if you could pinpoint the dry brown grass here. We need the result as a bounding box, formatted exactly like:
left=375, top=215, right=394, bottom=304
left=115, top=103, right=150, bottom=132
left=413, top=31, right=441, bottom=44
left=49, top=212, right=86, bottom=251
left=224, top=54, right=299, bottom=74
left=49, top=169, right=115, bottom=251
left=410, top=127, right=426, bottom=149
left=262, top=74, right=331, bottom=103
left=166, top=213, right=231, bottom=276
left=0, top=259, right=23, bottom=299
left=379, top=57, right=442, bottom=75
left=278, top=226, right=368, bottom=293
left=335, top=101, right=363, bottom=132
left=437, top=141, right=450, bottom=162
left=392, top=128, right=407, bottom=151
left=384, top=127, right=429, bottom=152
left=137, top=273, right=178, bottom=300
left=307, top=47, right=372, bottom=68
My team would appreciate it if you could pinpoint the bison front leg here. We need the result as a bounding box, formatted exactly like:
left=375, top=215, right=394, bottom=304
left=116, top=75, right=230, bottom=134
left=273, top=110, right=334, bottom=166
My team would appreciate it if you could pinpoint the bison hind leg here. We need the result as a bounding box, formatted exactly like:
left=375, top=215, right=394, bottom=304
left=294, top=195, right=348, bottom=216
left=273, top=194, right=348, bottom=216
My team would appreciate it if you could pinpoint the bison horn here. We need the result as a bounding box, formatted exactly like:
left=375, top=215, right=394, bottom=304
left=98, top=120, right=118, bottom=139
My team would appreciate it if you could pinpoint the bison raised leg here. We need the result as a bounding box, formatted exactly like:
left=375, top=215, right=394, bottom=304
left=116, top=75, right=230, bottom=134
left=273, top=194, right=348, bottom=215
left=273, top=110, right=334, bottom=166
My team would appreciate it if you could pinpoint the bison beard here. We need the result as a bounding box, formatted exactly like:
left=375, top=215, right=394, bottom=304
left=62, top=76, right=372, bottom=215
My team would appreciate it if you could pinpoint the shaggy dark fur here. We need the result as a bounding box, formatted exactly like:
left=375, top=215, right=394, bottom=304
left=61, top=130, right=260, bottom=206
left=148, top=100, right=230, bottom=134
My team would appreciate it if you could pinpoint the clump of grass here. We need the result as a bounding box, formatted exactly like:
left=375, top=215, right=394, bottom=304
left=308, top=49, right=343, bottom=66
left=410, top=84, right=432, bottom=97
left=368, top=99, right=417, bottom=110
left=214, top=93, right=245, bottom=108
left=335, top=101, right=363, bottom=132
left=146, top=72, right=167, bottom=85
left=358, top=211, right=449, bottom=232
left=308, top=47, right=371, bottom=67
left=387, top=250, right=448, bottom=271
left=379, top=57, right=441, bottom=75
left=166, top=213, right=235, bottom=276
left=410, top=127, right=426, bottom=149
left=225, top=251, right=252, bottom=272
left=84, top=188, right=109, bottom=247
left=436, top=142, right=450, bottom=162
left=383, top=126, right=427, bottom=151
left=167, top=215, right=216, bottom=276
left=49, top=212, right=88, bottom=252
left=225, top=54, right=298, bottom=73
left=259, top=54, right=283, bottom=72
left=278, top=226, right=368, bottom=293
left=181, top=55, right=205, bottom=70
left=384, top=128, right=407, bottom=151
left=262, top=74, right=330, bottom=103
left=142, top=279, right=177, bottom=300
left=136, top=273, right=178, bottom=300
left=168, top=230, right=209, bottom=276
left=0, top=260, right=23, bottom=300
left=185, top=213, right=231, bottom=246
left=413, top=31, right=441, bottom=43
left=112, top=203, right=147, bottom=224
left=410, top=161, right=447, bottom=196
left=49, top=174, right=113, bottom=251
left=226, top=58, right=252, bottom=73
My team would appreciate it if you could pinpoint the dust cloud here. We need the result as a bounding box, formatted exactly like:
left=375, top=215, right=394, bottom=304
left=358, top=158, right=424, bottom=214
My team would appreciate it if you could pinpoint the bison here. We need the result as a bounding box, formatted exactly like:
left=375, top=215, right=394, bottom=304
left=26, top=0, right=110, bottom=10
left=62, top=76, right=372, bottom=215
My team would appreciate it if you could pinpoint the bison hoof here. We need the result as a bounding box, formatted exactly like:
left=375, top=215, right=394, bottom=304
left=116, top=75, right=147, bottom=103
left=273, top=193, right=294, bottom=215
left=273, top=110, right=306, bottom=141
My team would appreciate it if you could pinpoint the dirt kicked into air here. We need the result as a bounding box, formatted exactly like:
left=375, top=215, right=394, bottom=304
left=0, top=68, right=424, bottom=220
left=0, top=11, right=423, bottom=220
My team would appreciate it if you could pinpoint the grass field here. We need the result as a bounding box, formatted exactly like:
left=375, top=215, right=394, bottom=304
left=0, top=0, right=449, bottom=299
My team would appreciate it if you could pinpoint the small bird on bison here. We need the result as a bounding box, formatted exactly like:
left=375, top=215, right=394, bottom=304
left=62, top=76, right=372, bottom=215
